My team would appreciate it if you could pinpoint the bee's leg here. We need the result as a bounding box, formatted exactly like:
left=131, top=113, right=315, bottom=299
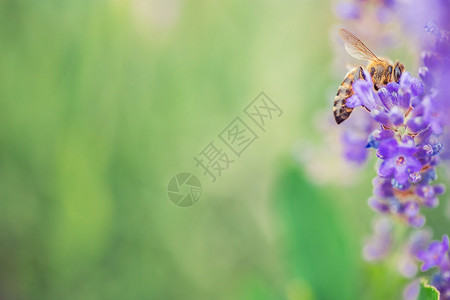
left=355, top=66, right=365, bottom=80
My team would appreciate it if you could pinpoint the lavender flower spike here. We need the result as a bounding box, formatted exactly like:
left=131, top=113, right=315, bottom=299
left=334, top=0, right=450, bottom=297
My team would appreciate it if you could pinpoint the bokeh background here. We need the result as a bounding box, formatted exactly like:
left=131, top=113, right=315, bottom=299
left=1, top=0, right=449, bottom=299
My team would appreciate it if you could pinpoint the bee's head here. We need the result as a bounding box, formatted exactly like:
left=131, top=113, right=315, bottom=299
left=393, top=62, right=405, bottom=83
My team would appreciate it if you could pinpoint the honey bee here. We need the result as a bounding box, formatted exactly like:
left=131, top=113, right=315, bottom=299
left=333, top=29, right=405, bottom=124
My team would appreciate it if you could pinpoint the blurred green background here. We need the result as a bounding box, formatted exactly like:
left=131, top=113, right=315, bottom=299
left=1, top=1, right=448, bottom=300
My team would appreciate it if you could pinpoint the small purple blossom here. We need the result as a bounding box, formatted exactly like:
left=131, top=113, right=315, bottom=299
left=368, top=192, right=426, bottom=228
left=348, top=71, right=424, bottom=129
left=403, top=279, right=420, bottom=300
left=340, top=109, right=376, bottom=164
left=377, top=137, right=422, bottom=185
left=342, top=130, right=370, bottom=164
left=415, top=184, right=445, bottom=207
left=363, top=217, right=393, bottom=261
left=417, top=235, right=449, bottom=271
left=399, top=230, right=432, bottom=278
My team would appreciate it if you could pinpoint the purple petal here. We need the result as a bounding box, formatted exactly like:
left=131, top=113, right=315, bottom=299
left=406, top=156, right=422, bottom=173
left=386, top=82, right=399, bottom=94
left=418, top=66, right=433, bottom=86
left=392, top=178, right=410, bottom=190
left=389, top=106, right=404, bottom=125
left=371, top=109, right=391, bottom=124
left=423, top=197, right=438, bottom=208
left=395, top=168, right=410, bottom=185
left=409, top=230, right=432, bottom=255
left=378, top=160, right=396, bottom=177
left=428, top=241, right=442, bottom=252
left=372, top=129, right=395, bottom=141
left=406, top=116, right=429, bottom=132
left=398, top=256, right=418, bottom=278
left=430, top=120, right=443, bottom=135
left=443, top=235, right=449, bottom=252
left=408, top=215, right=425, bottom=228
left=416, top=127, right=432, bottom=144
left=416, top=144, right=434, bottom=158
left=373, top=177, right=394, bottom=197
left=416, top=185, right=435, bottom=199
left=434, top=184, right=446, bottom=195
left=378, top=87, right=394, bottom=109
left=416, top=249, right=427, bottom=261
left=422, top=51, right=439, bottom=69
left=343, top=131, right=370, bottom=164
left=407, top=104, right=431, bottom=132
left=398, top=72, right=413, bottom=109
left=403, top=202, right=419, bottom=218
left=403, top=280, right=420, bottom=300
left=410, top=77, right=424, bottom=97
left=398, top=138, right=417, bottom=156
left=368, top=197, right=390, bottom=213
left=377, top=138, right=398, bottom=159
left=401, top=135, right=415, bottom=146
left=353, top=79, right=382, bottom=111
left=363, top=217, right=392, bottom=261
left=420, top=261, right=434, bottom=272
left=346, top=94, right=362, bottom=108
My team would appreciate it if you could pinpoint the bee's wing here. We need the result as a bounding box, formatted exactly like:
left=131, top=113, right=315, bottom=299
left=338, top=29, right=380, bottom=62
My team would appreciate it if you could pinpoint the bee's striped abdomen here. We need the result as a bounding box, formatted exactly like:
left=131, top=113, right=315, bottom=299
left=333, top=66, right=364, bottom=124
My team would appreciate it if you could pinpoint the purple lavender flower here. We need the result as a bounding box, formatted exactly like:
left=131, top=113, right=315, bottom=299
left=363, top=217, right=393, bottom=261
left=334, top=0, right=450, bottom=297
left=399, top=230, right=432, bottom=278
left=342, top=130, right=370, bottom=164
left=377, top=137, right=422, bottom=186
left=369, top=178, right=427, bottom=228
left=334, top=2, right=361, bottom=20
left=342, top=66, right=444, bottom=227
left=403, top=279, right=420, bottom=300
left=347, top=71, right=424, bottom=130
left=417, top=235, right=449, bottom=271
left=415, top=184, right=445, bottom=207
left=340, top=109, right=375, bottom=164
